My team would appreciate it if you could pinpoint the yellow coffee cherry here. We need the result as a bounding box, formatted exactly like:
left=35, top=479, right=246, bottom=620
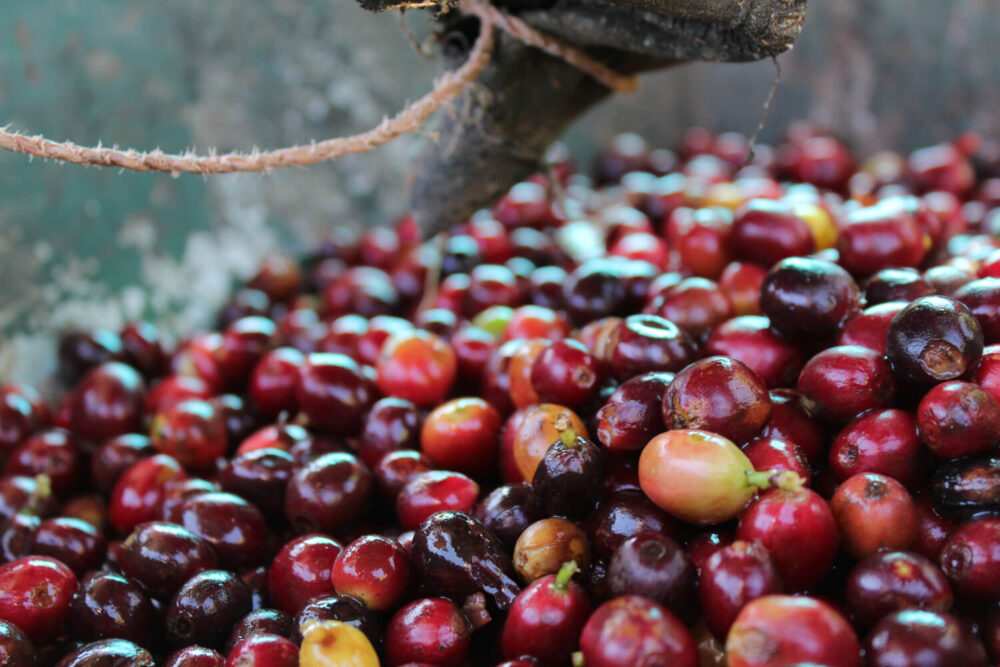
left=300, top=619, right=380, bottom=667
left=793, top=202, right=838, bottom=250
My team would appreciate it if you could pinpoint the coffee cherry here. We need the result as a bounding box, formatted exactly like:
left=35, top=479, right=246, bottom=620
left=579, top=595, right=697, bottom=667
left=700, top=540, right=783, bottom=640
left=831, top=473, right=918, bottom=558
left=886, top=295, right=983, bottom=386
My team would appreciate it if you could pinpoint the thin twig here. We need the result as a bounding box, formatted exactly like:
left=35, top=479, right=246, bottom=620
left=746, top=55, right=782, bottom=164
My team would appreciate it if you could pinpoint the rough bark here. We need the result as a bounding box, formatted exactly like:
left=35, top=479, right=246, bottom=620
left=357, top=0, right=808, bottom=232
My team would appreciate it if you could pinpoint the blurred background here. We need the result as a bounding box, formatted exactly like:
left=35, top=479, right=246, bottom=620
left=1, top=0, right=998, bottom=386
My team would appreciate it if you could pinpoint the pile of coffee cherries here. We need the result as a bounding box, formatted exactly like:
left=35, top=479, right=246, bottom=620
left=3, top=124, right=1000, bottom=667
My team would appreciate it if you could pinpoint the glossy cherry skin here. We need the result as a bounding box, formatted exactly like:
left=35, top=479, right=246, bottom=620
left=938, top=517, right=1000, bottom=599
left=501, top=569, right=592, bottom=666
left=294, top=595, right=378, bottom=646
left=55, top=639, right=156, bottom=667
left=225, top=608, right=295, bottom=652
left=376, top=331, right=456, bottom=408
left=4, top=428, right=81, bottom=497
left=108, top=453, right=187, bottom=534
left=248, top=347, right=303, bottom=419
left=218, top=448, right=295, bottom=522
left=285, top=452, right=372, bottom=534
left=411, top=511, right=521, bottom=612
left=760, top=257, right=862, bottom=340
left=224, top=633, right=298, bottom=667
left=29, top=516, right=106, bottom=576
left=705, top=315, right=804, bottom=388
left=0, top=555, right=78, bottom=643
left=737, top=487, right=839, bottom=591
left=151, top=399, right=228, bottom=470
left=330, top=534, right=411, bottom=612
left=163, top=644, right=223, bottom=664
left=373, top=449, right=434, bottom=501
left=649, top=277, right=734, bottom=338
left=917, top=381, right=1000, bottom=458
left=385, top=598, right=471, bottom=667
left=760, top=389, right=827, bottom=466
left=0, top=391, right=41, bottom=459
left=296, top=353, right=377, bottom=436
left=796, top=345, right=896, bottom=422
left=268, top=534, right=342, bottom=616
left=730, top=199, right=815, bottom=268
left=120, top=521, right=218, bottom=599
left=532, top=432, right=604, bottom=520
left=831, top=473, right=918, bottom=558
left=473, top=484, right=541, bottom=552
left=530, top=339, right=601, bottom=410
left=507, top=339, right=549, bottom=409
left=0, top=475, right=56, bottom=523
left=608, top=314, right=698, bottom=381
left=972, top=344, right=1000, bottom=406
left=359, top=397, right=420, bottom=468
left=595, top=372, right=671, bottom=453
left=510, top=403, right=588, bottom=483
left=829, top=409, right=930, bottom=489
left=579, top=595, right=698, bottom=667
left=886, top=295, right=983, bottom=386
left=69, top=362, right=146, bottom=443
left=865, top=610, right=989, bottom=667
left=838, top=198, right=929, bottom=276
left=664, top=356, right=771, bottom=444
left=69, top=570, right=154, bottom=644
left=396, top=470, right=480, bottom=530
left=725, top=595, right=861, bottom=667
left=173, top=492, right=268, bottom=570
left=837, top=301, right=907, bottom=355
left=606, top=533, right=696, bottom=617
left=930, top=454, right=1000, bottom=520
left=420, top=397, right=501, bottom=478
left=90, top=433, right=154, bottom=496
left=0, top=619, right=32, bottom=667
left=741, top=437, right=812, bottom=485
left=514, top=517, right=590, bottom=586
left=844, top=551, right=953, bottom=628
left=699, top=540, right=784, bottom=640
left=588, top=491, right=681, bottom=560
left=165, top=570, right=252, bottom=648
left=955, top=277, right=1000, bottom=344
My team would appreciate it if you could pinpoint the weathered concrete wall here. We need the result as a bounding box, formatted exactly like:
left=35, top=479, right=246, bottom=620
left=0, top=0, right=998, bottom=386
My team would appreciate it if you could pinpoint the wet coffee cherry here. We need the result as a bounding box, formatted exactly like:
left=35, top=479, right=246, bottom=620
left=120, top=521, right=217, bottom=599
left=225, top=633, right=298, bottom=667
left=836, top=301, right=907, bottom=355
left=151, top=399, right=228, bottom=470
left=844, top=551, right=952, bottom=628
left=248, top=347, right=303, bottom=420
left=29, top=516, right=106, bottom=576
left=639, top=429, right=784, bottom=525
left=609, top=314, right=698, bottom=381
left=606, top=533, right=695, bottom=617
left=579, top=595, right=697, bottom=667
left=737, top=487, right=839, bottom=591
left=726, top=595, right=861, bottom=667
left=562, top=260, right=629, bottom=324
left=930, top=454, right=1000, bottom=519
left=55, top=638, right=155, bottom=667
left=501, top=561, right=591, bottom=665
left=385, top=598, right=471, bottom=667
left=218, top=447, right=295, bottom=522
left=700, top=540, right=783, bottom=640
left=89, top=434, right=154, bottom=496
left=396, top=470, right=480, bottom=530
left=510, top=404, right=588, bottom=483
left=760, top=389, right=827, bottom=467
left=886, top=295, right=983, bottom=386
left=0, top=555, right=78, bottom=644
left=420, top=397, right=501, bottom=478
left=330, top=535, right=411, bottom=612
left=664, top=356, right=771, bottom=444
left=865, top=610, right=989, bottom=667
left=69, top=570, right=153, bottom=645
left=530, top=339, right=601, bottom=410
left=108, top=453, right=187, bottom=534
left=531, top=427, right=604, bottom=520
left=587, top=491, right=681, bottom=560
left=297, top=353, right=377, bottom=436
left=0, top=619, right=32, bottom=667
left=939, top=517, right=1000, bottom=599
left=285, top=452, right=372, bottom=534
left=268, top=534, right=342, bottom=616
left=705, top=315, right=804, bottom=388
left=742, top=437, right=812, bottom=484
left=358, top=397, right=420, bottom=468
left=165, top=570, right=252, bottom=648
left=507, top=338, right=548, bottom=409
left=917, top=381, right=1000, bottom=458
left=838, top=197, right=930, bottom=276
left=69, top=362, right=146, bottom=443
left=760, top=257, right=862, bottom=339
left=295, top=595, right=378, bottom=646
left=173, top=492, right=268, bottom=570
left=412, top=511, right=521, bottom=611
left=373, top=449, right=433, bottom=501
left=376, top=330, right=456, bottom=408
left=829, top=409, right=930, bottom=489
left=225, top=608, right=295, bottom=652
left=4, top=428, right=81, bottom=497
left=514, top=517, right=590, bottom=585
left=300, top=619, right=379, bottom=667
left=831, top=473, right=918, bottom=558
left=595, top=372, right=671, bottom=453
left=473, top=483, right=541, bottom=551
left=797, top=345, right=896, bottom=422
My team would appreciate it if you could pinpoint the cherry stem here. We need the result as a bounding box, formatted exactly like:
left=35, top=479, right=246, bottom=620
left=744, top=469, right=805, bottom=493
left=555, top=414, right=578, bottom=448
left=554, top=560, right=580, bottom=593
left=572, top=651, right=585, bottom=667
